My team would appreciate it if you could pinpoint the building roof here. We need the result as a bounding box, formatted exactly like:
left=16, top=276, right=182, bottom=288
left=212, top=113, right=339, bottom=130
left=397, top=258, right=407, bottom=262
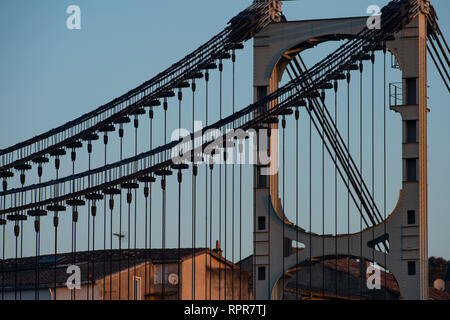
left=237, top=255, right=254, bottom=289
left=0, top=248, right=228, bottom=290
left=321, top=258, right=400, bottom=293
left=238, top=256, right=450, bottom=300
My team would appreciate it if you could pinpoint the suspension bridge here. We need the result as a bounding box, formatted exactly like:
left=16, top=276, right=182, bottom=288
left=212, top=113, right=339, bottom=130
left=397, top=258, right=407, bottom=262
left=0, top=0, right=449, bottom=300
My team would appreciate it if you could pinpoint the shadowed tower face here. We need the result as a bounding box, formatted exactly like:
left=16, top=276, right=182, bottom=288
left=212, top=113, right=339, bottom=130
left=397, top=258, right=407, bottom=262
left=252, top=4, right=429, bottom=300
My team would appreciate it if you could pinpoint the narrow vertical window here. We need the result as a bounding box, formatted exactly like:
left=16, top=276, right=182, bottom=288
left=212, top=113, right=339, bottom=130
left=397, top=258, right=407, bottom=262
left=406, top=120, right=417, bottom=143
left=406, top=78, right=417, bottom=105
left=258, top=216, right=266, bottom=230
left=133, top=276, right=142, bottom=300
left=258, top=267, right=266, bottom=281
left=407, top=210, right=416, bottom=225
left=257, top=166, right=268, bottom=188
left=408, top=261, right=416, bottom=276
left=406, top=158, right=417, bottom=182
left=257, top=86, right=268, bottom=112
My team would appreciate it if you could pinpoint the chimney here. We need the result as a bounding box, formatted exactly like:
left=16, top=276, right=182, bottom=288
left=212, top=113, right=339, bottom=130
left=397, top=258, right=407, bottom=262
left=213, top=240, right=223, bottom=257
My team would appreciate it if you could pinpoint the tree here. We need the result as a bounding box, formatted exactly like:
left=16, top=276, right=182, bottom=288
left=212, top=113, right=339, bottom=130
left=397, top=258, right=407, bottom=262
left=429, top=257, right=448, bottom=286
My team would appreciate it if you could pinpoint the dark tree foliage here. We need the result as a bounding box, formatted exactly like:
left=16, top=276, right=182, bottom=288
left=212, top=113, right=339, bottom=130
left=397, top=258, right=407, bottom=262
left=429, top=257, right=448, bottom=286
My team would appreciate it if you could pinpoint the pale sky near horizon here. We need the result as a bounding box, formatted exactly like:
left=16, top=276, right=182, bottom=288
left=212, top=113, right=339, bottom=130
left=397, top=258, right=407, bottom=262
left=0, top=0, right=449, bottom=263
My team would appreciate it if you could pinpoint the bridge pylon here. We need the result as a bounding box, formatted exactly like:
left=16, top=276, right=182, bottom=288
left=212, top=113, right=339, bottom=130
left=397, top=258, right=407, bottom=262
left=253, top=10, right=429, bottom=300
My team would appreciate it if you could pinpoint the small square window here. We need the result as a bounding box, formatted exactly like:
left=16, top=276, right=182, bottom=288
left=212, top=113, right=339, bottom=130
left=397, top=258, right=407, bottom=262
left=407, top=210, right=416, bottom=225
left=258, top=267, right=266, bottom=281
left=408, top=261, right=416, bottom=276
left=258, top=216, right=266, bottom=230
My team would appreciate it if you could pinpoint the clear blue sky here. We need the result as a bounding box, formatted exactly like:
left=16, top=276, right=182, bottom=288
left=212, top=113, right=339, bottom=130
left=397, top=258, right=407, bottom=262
left=0, top=0, right=449, bottom=264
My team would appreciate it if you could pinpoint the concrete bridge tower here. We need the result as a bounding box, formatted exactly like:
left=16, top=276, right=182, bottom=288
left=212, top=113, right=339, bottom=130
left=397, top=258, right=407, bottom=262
left=252, top=1, right=430, bottom=300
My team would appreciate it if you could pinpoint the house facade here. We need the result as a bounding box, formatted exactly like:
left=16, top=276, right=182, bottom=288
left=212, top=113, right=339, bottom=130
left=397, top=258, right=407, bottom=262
left=0, top=247, right=252, bottom=300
